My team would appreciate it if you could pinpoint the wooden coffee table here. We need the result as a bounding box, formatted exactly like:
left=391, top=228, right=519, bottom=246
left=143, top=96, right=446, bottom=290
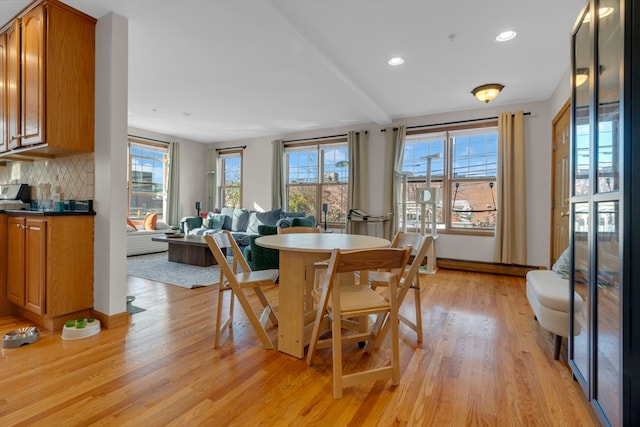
left=151, top=234, right=218, bottom=267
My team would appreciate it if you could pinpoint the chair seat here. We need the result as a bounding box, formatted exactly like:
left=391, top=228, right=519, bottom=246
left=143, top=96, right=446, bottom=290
left=237, top=269, right=279, bottom=286
left=329, top=285, right=389, bottom=312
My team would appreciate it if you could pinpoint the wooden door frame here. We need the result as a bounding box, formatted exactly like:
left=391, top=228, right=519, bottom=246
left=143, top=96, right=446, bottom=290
left=550, top=99, right=571, bottom=267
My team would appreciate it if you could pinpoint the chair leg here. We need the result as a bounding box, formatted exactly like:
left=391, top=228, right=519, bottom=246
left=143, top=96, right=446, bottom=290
left=332, top=305, right=344, bottom=399
left=214, top=286, right=233, bottom=348
left=553, top=334, right=563, bottom=360
left=233, top=286, right=274, bottom=350
left=414, top=286, right=423, bottom=343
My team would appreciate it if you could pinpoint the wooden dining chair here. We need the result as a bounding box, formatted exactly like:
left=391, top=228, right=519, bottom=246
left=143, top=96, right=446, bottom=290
left=306, top=246, right=411, bottom=399
left=204, top=230, right=279, bottom=349
left=277, top=226, right=322, bottom=234
left=368, top=232, right=433, bottom=344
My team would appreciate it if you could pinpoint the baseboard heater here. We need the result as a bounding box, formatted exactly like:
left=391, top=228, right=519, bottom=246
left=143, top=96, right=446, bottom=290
left=436, top=258, right=542, bottom=277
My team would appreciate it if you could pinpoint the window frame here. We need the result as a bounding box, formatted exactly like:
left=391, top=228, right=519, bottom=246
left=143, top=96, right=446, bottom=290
left=218, top=149, right=243, bottom=208
left=127, top=138, right=169, bottom=221
left=401, top=121, right=498, bottom=235
left=284, top=138, right=349, bottom=228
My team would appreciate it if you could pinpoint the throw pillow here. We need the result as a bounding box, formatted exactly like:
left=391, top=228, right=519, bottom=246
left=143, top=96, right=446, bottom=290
left=126, top=224, right=136, bottom=232
left=126, top=217, right=137, bottom=231
left=155, top=221, right=170, bottom=230
left=276, top=217, right=294, bottom=228
left=552, top=247, right=571, bottom=279
left=144, top=212, right=158, bottom=230
left=231, top=208, right=250, bottom=232
left=203, top=213, right=226, bottom=230
left=246, top=209, right=283, bottom=234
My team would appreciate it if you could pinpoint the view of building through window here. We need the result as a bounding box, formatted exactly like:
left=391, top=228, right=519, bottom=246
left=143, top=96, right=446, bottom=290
left=219, top=150, right=242, bottom=208
left=400, top=126, right=498, bottom=232
left=286, top=142, right=348, bottom=225
left=128, top=141, right=168, bottom=221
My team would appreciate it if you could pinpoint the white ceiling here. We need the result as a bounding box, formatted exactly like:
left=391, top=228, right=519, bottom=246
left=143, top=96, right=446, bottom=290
left=0, top=0, right=586, bottom=143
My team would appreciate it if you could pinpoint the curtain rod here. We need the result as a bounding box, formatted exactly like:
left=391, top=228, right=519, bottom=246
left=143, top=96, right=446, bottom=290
left=284, top=130, right=366, bottom=144
left=380, top=112, right=531, bottom=132
left=215, top=145, right=247, bottom=152
left=127, top=134, right=169, bottom=144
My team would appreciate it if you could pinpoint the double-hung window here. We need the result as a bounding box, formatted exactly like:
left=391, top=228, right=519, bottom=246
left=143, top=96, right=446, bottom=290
left=285, top=140, right=348, bottom=226
left=128, top=140, right=168, bottom=221
left=399, top=124, right=498, bottom=233
left=219, top=149, right=243, bottom=208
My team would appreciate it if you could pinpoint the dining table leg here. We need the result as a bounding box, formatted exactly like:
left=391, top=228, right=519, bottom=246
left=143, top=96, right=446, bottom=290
left=277, top=250, right=327, bottom=358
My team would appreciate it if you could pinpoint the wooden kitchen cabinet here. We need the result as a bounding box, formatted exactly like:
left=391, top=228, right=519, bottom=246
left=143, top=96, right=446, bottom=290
left=0, top=0, right=95, bottom=157
left=7, top=214, right=94, bottom=331
left=7, top=217, right=46, bottom=314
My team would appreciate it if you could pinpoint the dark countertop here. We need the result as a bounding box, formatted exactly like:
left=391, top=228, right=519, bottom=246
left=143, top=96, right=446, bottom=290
left=0, top=209, right=96, bottom=216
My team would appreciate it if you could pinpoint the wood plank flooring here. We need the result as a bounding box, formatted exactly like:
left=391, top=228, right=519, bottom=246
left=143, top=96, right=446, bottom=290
left=0, top=269, right=600, bottom=426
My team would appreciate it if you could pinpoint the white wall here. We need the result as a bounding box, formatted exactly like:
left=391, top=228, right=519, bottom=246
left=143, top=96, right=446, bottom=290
left=207, top=99, right=557, bottom=268
left=127, top=126, right=208, bottom=221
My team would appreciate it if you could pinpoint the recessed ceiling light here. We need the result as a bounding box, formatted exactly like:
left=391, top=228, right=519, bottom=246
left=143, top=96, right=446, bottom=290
left=388, top=57, right=404, bottom=66
left=496, top=30, right=517, bottom=42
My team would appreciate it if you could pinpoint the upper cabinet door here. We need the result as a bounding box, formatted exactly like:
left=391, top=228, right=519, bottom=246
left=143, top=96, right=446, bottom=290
left=0, top=32, right=7, bottom=152
left=6, top=20, right=20, bottom=150
left=20, top=5, right=45, bottom=147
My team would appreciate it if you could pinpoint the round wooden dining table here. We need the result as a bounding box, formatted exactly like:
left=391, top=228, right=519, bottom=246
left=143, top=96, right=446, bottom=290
left=256, top=233, right=390, bottom=358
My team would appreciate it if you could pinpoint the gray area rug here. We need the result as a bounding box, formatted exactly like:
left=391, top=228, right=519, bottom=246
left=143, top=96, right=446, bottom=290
left=127, top=252, right=221, bottom=289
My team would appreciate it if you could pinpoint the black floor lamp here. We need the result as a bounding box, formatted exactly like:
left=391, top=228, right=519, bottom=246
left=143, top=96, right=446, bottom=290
left=195, top=201, right=201, bottom=217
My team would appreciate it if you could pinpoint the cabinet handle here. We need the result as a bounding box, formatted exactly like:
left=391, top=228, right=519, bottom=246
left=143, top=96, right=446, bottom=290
left=10, top=134, right=23, bottom=141
left=560, top=212, right=570, bottom=217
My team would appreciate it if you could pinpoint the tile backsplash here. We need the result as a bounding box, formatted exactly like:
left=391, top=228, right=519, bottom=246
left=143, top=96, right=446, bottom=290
left=0, top=153, right=94, bottom=200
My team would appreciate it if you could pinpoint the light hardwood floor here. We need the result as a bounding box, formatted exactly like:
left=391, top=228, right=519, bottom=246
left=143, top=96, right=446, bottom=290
left=0, top=269, right=600, bottom=426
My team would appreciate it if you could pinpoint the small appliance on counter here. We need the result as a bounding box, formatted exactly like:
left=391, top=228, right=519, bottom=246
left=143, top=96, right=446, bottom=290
left=0, top=183, right=30, bottom=210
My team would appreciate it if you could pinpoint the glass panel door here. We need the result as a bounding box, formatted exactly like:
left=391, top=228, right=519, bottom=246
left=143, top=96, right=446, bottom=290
left=572, top=202, right=590, bottom=381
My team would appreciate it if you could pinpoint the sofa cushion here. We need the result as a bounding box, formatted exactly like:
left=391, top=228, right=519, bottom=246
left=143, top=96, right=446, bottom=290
left=231, top=208, right=251, bottom=232
left=281, top=211, right=306, bottom=218
left=291, top=216, right=316, bottom=227
left=258, top=224, right=278, bottom=235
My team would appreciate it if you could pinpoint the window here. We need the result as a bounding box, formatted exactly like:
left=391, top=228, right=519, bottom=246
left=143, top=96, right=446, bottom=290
left=219, top=150, right=242, bottom=208
left=285, top=141, right=348, bottom=226
left=399, top=124, right=498, bottom=233
left=128, top=140, right=168, bottom=221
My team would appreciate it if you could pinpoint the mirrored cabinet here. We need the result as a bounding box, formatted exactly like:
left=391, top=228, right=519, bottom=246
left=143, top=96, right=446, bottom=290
left=569, top=1, right=639, bottom=425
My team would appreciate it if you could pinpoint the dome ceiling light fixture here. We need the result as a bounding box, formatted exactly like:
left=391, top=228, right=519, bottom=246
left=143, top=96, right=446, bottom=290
left=388, top=57, right=404, bottom=66
left=496, top=30, right=517, bottom=42
left=471, top=83, right=504, bottom=103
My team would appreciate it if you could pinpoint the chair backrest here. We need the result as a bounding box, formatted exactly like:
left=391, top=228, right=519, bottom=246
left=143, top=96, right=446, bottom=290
left=391, top=232, right=433, bottom=288
left=277, top=226, right=321, bottom=234
left=323, top=247, right=412, bottom=288
left=204, top=231, right=252, bottom=280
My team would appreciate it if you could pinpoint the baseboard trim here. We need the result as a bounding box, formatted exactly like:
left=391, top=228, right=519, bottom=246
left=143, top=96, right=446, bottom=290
left=90, top=310, right=129, bottom=329
left=436, top=258, right=544, bottom=277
